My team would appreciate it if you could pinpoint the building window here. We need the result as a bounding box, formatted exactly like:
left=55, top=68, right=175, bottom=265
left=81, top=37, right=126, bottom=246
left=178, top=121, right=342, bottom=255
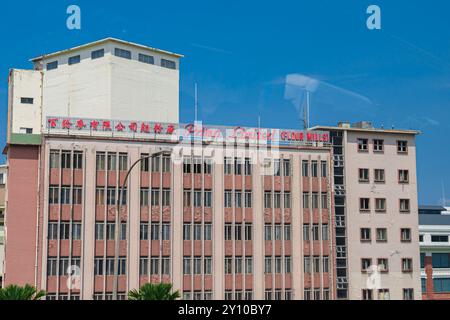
left=138, top=53, right=154, bottom=64
left=322, top=224, right=329, bottom=241
left=357, top=138, right=368, bottom=151
left=311, top=161, right=318, bottom=177
left=433, top=278, right=450, bottom=293
left=320, top=161, right=327, bottom=177
left=264, top=257, right=272, bottom=273
left=359, top=168, right=369, bottom=182
left=321, top=192, right=328, bottom=209
left=47, top=61, right=58, bottom=70
left=264, top=192, right=272, bottom=209
left=378, top=258, right=389, bottom=272
left=302, top=160, right=309, bottom=177
left=106, top=187, right=116, bottom=205
left=432, top=253, right=450, bottom=268
left=362, top=289, right=373, bottom=300
left=264, top=225, right=272, bottom=241
left=151, top=257, right=159, bottom=274
left=312, top=224, right=319, bottom=241
left=313, top=256, right=320, bottom=273
left=114, top=48, right=131, bottom=59
left=401, top=228, right=411, bottom=242
left=61, top=151, right=72, bottom=169
left=107, top=153, right=117, bottom=171
left=224, top=191, right=232, bottom=208
left=48, top=223, right=58, bottom=240
left=359, top=198, right=370, bottom=212
left=235, top=191, right=242, bottom=208
left=421, top=278, right=426, bottom=293
left=398, top=170, right=409, bottom=183
left=323, top=256, right=329, bottom=273
left=304, top=289, right=311, bottom=300
left=373, top=139, right=384, bottom=152
left=235, top=158, right=242, bottom=175
left=235, top=224, right=242, bottom=241
left=204, top=257, right=212, bottom=274
left=283, top=159, right=291, bottom=176
left=204, top=191, right=212, bottom=208
left=400, top=199, right=410, bottom=212
left=60, top=186, right=71, bottom=204
left=151, top=156, right=160, bottom=172
left=245, top=257, right=253, bottom=274
left=245, top=224, right=252, bottom=241
left=95, top=223, right=104, bottom=240
left=284, top=225, right=291, bottom=241
left=91, top=49, right=104, bottom=59
left=183, top=158, right=191, bottom=174
left=96, top=152, right=106, bottom=170
left=403, top=289, right=414, bottom=300
left=49, top=186, right=59, bottom=204
left=162, top=189, right=170, bottom=206
left=273, top=192, right=281, bottom=209
left=47, top=258, right=58, bottom=276
left=245, top=192, right=252, bottom=208
left=94, top=258, right=104, bottom=275
left=273, top=159, right=280, bottom=176
left=204, top=223, right=212, bottom=241
left=374, top=169, right=385, bottom=183
left=225, top=257, right=232, bottom=274
left=303, top=193, right=309, bottom=209
left=49, top=150, right=60, bottom=168
left=118, top=153, right=127, bottom=171
left=21, top=97, right=34, bottom=104
left=283, top=192, right=291, bottom=209
left=360, top=228, right=371, bottom=242
left=376, top=228, right=387, bottom=242
left=193, top=157, right=202, bottom=174
left=397, top=140, right=408, bottom=153
left=303, top=224, right=310, bottom=241
left=274, top=224, right=281, bottom=240
left=361, top=258, right=372, bottom=272
left=68, top=55, right=81, bottom=65
left=72, top=222, right=82, bottom=240
left=204, top=158, right=212, bottom=174
left=402, top=258, right=413, bottom=272
left=304, top=257, right=311, bottom=273
left=224, top=157, right=232, bottom=175
left=375, top=198, right=386, bottom=212
left=235, top=257, right=243, bottom=274
left=431, top=235, right=449, bottom=243
left=224, top=224, right=232, bottom=240
left=161, top=59, right=176, bottom=69
left=311, top=193, right=319, bottom=209
left=193, top=190, right=202, bottom=207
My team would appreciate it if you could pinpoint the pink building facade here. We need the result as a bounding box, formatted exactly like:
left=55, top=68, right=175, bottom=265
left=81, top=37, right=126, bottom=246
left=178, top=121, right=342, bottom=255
left=4, top=129, right=335, bottom=300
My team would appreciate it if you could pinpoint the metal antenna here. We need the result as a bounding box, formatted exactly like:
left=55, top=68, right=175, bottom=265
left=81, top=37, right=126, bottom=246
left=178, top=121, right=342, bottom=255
left=194, top=82, right=198, bottom=122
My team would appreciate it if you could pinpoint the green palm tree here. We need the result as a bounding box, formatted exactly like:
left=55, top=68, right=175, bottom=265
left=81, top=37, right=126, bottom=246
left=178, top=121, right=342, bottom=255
left=128, top=283, right=180, bottom=300
left=0, top=284, right=46, bottom=300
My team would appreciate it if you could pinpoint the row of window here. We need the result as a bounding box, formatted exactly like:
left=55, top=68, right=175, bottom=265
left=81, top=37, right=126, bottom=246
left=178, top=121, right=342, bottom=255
left=182, top=190, right=213, bottom=207
left=419, top=234, right=450, bottom=243
left=359, top=198, right=410, bottom=212
left=302, top=192, right=328, bottom=209
left=139, top=257, right=171, bottom=275
left=360, top=227, right=412, bottom=243
left=361, top=258, right=413, bottom=273
left=358, top=168, right=409, bottom=183
left=182, top=223, right=212, bottom=241
left=420, top=253, right=449, bottom=268
left=183, top=291, right=214, bottom=300
left=182, top=257, right=213, bottom=275
left=362, top=288, right=414, bottom=300
left=303, top=256, right=330, bottom=273
left=46, top=48, right=177, bottom=70
left=96, top=152, right=129, bottom=171
left=50, top=150, right=83, bottom=169
left=357, top=139, right=408, bottom=154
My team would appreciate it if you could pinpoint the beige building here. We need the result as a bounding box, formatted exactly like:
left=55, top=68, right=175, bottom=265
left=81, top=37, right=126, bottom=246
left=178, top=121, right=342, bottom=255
left=313, top=122, right=421, bottom=300
left=0, top=164, right=7, bottom=287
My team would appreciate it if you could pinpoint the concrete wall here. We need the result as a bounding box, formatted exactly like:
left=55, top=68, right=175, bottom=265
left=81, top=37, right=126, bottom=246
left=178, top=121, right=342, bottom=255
left=4, top=145, right=40, bottom=286
left=8, top=69, right=42, bottom=136
left=345, top=131, right=421, bottom=299
left=39, top=41, right=179, bottom=125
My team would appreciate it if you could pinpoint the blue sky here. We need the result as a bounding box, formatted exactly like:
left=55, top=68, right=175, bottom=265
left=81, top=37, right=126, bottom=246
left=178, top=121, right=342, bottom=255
left=0, top=0, right=449, bottom=205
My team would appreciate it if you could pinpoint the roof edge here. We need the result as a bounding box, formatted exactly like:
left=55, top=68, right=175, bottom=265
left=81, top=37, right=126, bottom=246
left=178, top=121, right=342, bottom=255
left=30, top=37, right=184, bottom=62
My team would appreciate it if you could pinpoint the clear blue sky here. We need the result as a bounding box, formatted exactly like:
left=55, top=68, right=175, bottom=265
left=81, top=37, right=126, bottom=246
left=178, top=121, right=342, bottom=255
left=0, top=0, right=449, bottom=205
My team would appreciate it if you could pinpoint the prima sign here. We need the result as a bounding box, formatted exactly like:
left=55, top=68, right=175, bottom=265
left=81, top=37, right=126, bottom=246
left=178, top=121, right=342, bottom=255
left=45, top=116, right=329, bottom=147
